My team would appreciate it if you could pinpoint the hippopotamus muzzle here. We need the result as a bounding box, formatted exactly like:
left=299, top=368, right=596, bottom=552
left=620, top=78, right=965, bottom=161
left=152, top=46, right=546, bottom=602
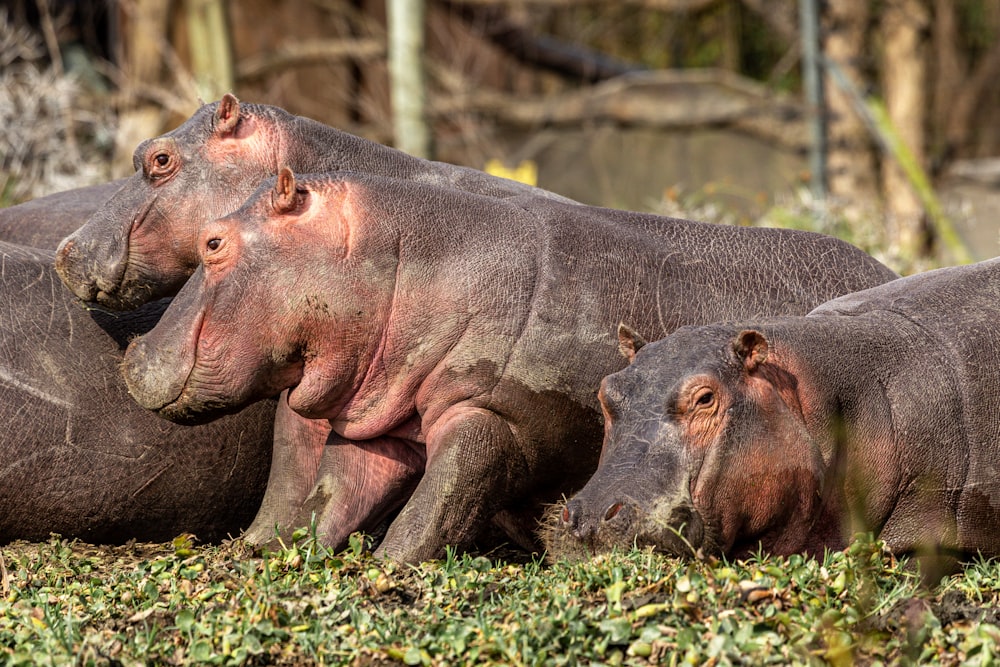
left=556, top=475, right=708, bottom=558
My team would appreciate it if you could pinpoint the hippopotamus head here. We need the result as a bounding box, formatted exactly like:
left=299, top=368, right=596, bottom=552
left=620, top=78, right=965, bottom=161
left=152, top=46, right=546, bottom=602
left=544, top=323, right=831, bottom=561
left=122, top=168, right=395, bottom=424
left=55, top=95, right=295, bottom=309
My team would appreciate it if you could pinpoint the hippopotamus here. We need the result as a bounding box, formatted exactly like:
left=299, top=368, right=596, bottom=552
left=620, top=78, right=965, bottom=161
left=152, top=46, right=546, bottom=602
left=120, top=168, right=897, bottom=562
left=0, top=240, right=274, bottom=544
left=547, top=257, right=1000, bottom=575
left=51, top=93, right=576, bottom=549
left=0, top=180, right=125, bottom=248
left=54, top=93, right=570, bottom=310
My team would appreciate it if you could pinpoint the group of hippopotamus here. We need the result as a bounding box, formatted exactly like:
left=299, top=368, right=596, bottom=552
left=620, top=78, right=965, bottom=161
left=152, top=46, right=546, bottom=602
left=3, top=94, right=996, bottom=575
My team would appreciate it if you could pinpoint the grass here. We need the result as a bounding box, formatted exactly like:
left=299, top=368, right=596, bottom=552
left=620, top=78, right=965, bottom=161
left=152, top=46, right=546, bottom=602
left=3, top=531, right=1000, bottom=665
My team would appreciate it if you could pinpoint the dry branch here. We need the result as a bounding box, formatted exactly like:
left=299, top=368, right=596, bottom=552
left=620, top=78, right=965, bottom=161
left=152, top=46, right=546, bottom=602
left=235, top=38, right=385, bottom=81
left=430, top=68, right=807, bottom=149
left=445, top=1, right=643, bottom=82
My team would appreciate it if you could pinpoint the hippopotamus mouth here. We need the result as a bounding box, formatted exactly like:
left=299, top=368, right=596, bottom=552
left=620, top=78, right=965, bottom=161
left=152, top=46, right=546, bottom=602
left=632, top=500, right=719, bottom=558
left=92, top=195, right=158, bottom=306
left=123, top=305, right=206, bottom=422
left=543, top=494, right=717, bottom=562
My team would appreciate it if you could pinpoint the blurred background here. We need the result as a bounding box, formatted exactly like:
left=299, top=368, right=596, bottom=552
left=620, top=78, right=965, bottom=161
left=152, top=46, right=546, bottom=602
left=1, top=0, right=999, bottom=272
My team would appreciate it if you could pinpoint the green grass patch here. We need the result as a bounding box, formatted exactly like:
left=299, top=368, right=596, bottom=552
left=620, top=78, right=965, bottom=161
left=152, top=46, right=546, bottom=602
left=2, top=532, right=999, bottom=665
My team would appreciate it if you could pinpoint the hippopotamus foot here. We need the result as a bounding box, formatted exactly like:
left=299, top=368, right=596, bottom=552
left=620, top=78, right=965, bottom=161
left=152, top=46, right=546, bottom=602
left=243, top=396, right=329, bottom=544
left=246, top=418, right=425, bottom=550
left=292, top=435, right=425, bottom=550
left=375, top=406, right=526, bottom=563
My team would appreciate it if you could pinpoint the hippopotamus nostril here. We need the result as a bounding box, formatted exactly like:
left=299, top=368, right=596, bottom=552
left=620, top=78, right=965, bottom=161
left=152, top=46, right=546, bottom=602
left=604, top=502, right=623, bottom=522
left=562, top=499, right=599, bottom=540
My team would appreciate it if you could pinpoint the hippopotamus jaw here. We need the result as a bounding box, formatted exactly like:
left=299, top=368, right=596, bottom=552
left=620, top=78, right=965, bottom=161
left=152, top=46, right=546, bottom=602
left=55, top=183, right=157, bottom=308
left=633, top=492, right=713, bottom=557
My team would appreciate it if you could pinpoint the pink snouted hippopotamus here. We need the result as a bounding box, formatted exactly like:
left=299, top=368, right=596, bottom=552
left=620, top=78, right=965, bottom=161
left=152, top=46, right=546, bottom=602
left=122, top=168, right=897, bottom=562
left=52, top=94, right=581, bottom=550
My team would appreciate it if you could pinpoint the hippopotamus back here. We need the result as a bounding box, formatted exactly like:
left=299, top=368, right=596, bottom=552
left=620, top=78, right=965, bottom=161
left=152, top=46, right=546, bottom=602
left=0, top=240, right=274, bottom=543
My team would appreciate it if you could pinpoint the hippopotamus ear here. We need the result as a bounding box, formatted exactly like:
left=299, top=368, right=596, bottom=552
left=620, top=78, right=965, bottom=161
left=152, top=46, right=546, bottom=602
left=617, top=323, right=647, bottom=364
left=733, top=330, right=769, bottom=372
left=271, top=166, right=301, bottom=214
left=214, top=93, right=240, bottom=135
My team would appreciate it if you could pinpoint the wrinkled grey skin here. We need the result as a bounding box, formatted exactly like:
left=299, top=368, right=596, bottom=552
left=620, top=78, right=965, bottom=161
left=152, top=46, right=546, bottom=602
left=0, top=240, right=274, bottom=544
left=55, top=94, right=570, bottom=309
left=122, top=170, right=897, bottom=562
left=551, top=258, right=1000, bottom=578
left=0, top=180, right=125, bottom=249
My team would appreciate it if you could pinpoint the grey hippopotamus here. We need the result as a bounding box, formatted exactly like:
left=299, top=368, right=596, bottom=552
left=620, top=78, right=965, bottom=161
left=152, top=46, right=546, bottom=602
left=121, top=168, right=896, bottom=562
left=547, top=257, right=1000, bottom=576
left=54, top=93, right=570, bottom=310
left=51, top=93, right=574, bottom=550
left=0, top=240, right=274, bottom=544
left=0, top=180, right=125, bottom=249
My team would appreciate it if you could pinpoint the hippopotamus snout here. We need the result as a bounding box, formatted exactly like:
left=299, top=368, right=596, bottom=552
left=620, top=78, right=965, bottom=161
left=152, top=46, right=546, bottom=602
left=55, top=234, right=129, bottom=304
left=55, top=237, right=99, bottom=301
left=561, top=495, right=632, bottom=541
left=550, top=481, right=706, bottom=560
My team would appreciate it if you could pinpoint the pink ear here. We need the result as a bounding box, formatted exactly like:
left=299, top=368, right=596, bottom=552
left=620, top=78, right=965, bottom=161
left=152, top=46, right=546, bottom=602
left=617, top=323, right=647, bottom=364
left=215, top=93, right=240, bottom=134
left=733, top=330, right=769, bottom=372
left=271, top=166, right=299, bottom=214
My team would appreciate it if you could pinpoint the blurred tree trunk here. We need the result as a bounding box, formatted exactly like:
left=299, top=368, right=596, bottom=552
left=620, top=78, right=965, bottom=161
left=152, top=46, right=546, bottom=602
left=940, top=21, right=1000, bottom=161
left=823, top=0, right=879, bottom=210
left=388, top=0, right=431, bottom=157
left=112, top=0, right=171, bottom=177
left=931, top=0, right=963, bottom=166
left=184, top=0, right=234, bottom=101
left=881, top=0, right=929, bottom=258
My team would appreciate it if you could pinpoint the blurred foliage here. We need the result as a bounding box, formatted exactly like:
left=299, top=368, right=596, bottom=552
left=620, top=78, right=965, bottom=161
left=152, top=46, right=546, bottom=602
left=0, top=10, right=114, bottom=205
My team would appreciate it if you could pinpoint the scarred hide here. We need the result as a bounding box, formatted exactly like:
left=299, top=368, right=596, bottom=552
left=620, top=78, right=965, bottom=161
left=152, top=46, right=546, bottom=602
left=124, top=169, right=896, bottom=562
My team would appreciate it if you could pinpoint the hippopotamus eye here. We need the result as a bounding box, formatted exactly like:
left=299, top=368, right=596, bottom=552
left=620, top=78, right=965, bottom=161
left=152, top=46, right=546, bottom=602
left=206, top=238, right=222, bottom=251
left=694, top=389, right=715, bottom=407
left=155, top=153, right=169, bottom=167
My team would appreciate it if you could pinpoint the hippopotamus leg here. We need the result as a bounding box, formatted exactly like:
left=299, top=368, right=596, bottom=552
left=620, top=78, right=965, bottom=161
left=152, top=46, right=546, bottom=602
left=375, top=406, right=525, bottom=563
left=290, top=434, right=425, bottom=550
left=245, top=398, right=425, bottom=549
left=243, top=394, right=329, bottom=544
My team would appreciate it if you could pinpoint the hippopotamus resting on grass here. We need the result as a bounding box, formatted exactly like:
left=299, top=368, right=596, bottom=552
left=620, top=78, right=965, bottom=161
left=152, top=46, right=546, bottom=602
left=51, top=93, right=577, bottom=552
left=547, top=258, right=1000, bottom=577
left=0, top=180, right=125, bottom=249
left=121, top=168, right=896, bottom=562
left=0, top=241, right=273, bottom=544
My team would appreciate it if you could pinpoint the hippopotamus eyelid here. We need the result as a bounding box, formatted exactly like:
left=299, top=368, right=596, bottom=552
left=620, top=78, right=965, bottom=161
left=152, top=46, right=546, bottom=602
left=694, top=389, right=714, bottom=406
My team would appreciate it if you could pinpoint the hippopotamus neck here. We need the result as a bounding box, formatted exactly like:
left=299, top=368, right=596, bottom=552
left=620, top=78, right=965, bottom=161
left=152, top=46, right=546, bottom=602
left=279, top=114, right=415, bottom=178
left=330, top=191, right=543, bottom=440
left=772, top=311, right=964, bottom=545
